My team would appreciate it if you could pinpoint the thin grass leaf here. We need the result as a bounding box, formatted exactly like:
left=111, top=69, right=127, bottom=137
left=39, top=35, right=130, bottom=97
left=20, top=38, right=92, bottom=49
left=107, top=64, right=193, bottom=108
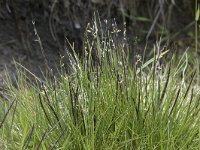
left=183, top=71, right=196, bottom=100
left=36, top=130, right=48, bottom=150
left=168, top=88, right=181, bottom=118
left=39, top=93, right=53, bottom=127
left=68, top=81, right=77, bottom=126
left=184, top=88, right=194, bottom=122
left=22, top=124, right=35, bottom=149
left=159, top=60, right=171, bottom=106
left=50, top=130, right=65, bottom=150
left=0, top=98, right=16, bottom=128
left=42, top=83, right=63, bottom=131
left=10, top=98, right=18, bottom=129
left=137, top=50, right=169, bottom=74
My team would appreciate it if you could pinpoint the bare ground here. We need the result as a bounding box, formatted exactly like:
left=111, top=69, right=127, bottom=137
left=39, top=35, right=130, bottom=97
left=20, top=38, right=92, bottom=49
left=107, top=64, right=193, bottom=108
left=0, top=17, right=61, bottom=89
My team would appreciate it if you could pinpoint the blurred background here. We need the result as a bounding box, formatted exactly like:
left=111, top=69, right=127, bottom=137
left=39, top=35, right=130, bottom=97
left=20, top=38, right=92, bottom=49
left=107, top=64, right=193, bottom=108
left=0, top=0, right=198, bottom=79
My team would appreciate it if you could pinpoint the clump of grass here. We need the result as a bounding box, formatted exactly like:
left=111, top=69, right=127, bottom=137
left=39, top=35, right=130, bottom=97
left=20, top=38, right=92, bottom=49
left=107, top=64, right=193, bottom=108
left=0, top=18, right=199, bottom=149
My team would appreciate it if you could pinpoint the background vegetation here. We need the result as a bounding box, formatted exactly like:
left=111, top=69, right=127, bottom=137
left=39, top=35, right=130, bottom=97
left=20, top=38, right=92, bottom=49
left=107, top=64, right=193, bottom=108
left=0, top=0, right=197, bottom=56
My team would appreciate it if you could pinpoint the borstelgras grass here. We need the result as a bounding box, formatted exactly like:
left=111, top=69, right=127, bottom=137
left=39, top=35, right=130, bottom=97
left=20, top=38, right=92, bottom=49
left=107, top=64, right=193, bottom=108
left=0, top=23, right=199, bottom=150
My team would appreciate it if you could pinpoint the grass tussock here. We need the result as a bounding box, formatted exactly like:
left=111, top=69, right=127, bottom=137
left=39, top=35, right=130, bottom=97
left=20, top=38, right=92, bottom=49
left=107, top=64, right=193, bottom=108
left=0, top=19, right=199, bottom=149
